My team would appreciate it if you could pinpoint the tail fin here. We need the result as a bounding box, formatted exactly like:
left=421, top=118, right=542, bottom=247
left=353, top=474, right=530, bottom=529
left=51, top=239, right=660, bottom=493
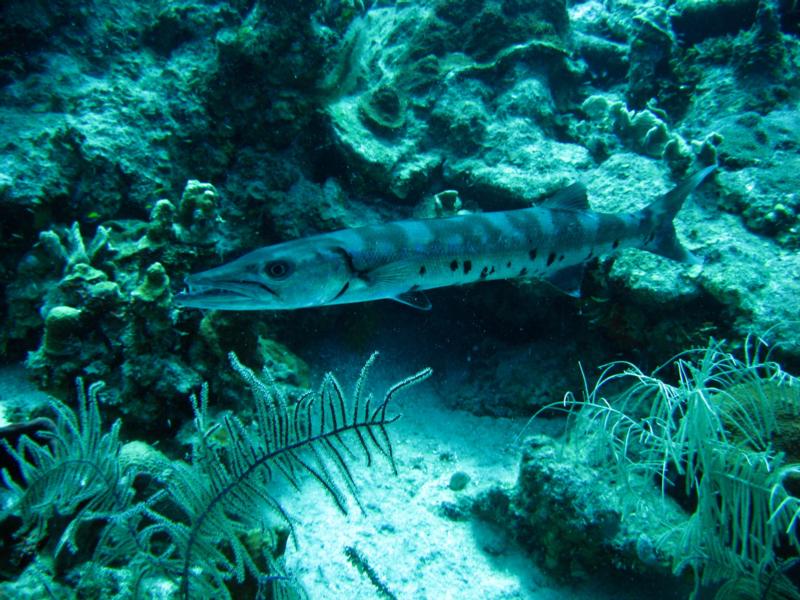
left=642, top=165, right=716, bottom=264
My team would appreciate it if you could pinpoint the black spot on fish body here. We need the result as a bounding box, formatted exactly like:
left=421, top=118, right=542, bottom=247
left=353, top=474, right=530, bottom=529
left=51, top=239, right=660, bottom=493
left=612, top=239, right=620, bottom=249
left=558, top=255, right=565, bottom=262
left=450, top=260, right=458, bottom=272
left=546, top=252, right=556, bottom=266
left=529, top=248, right=538, bottom=261
left=480, top=266, right=489, bottom=279
left=489, top=266, right=495, bottom=274
left=463, top=260, right=472, bottom=274
left=419, top=265, right=427, bottom=275
left=506, top=261, right=512, bottom=268
left=519, top=267, right=528, bottom=276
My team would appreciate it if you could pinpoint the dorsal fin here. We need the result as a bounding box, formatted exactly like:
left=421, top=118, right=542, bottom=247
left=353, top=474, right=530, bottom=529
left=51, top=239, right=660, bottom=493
left=541, top=182, right=589, bottom=211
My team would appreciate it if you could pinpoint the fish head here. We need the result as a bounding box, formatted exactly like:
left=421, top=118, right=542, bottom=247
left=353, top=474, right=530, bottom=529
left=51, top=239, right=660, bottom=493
left=174, top=238, right=352, bottom=310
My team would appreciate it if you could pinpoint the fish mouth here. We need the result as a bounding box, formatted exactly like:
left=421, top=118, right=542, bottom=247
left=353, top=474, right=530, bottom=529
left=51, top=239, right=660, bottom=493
left=174, top=279, right=279, bottom=309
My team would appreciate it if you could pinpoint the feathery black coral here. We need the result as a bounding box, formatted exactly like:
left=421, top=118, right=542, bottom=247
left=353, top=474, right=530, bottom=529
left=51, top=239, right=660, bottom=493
left=166, top=351, right=432, bottom=599
left=1, top=352, right=430, bottom=598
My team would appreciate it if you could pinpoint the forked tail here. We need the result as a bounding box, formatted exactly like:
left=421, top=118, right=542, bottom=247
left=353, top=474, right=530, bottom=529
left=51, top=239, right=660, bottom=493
left=641, top=165, right=717, bottom=264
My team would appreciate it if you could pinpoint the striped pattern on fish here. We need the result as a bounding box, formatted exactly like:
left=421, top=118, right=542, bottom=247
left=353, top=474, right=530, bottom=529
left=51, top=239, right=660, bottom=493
left=174, top=166, right=716, bottom=311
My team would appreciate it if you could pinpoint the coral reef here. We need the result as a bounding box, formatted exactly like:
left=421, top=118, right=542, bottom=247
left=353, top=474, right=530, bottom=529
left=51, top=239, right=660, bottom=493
left=2, top=0, right=799, bottom=386
left=510, top=434, right=686, bottom=580
left=17, top=216, right=200, bottom=432
left=487, top=338, right=800, bottom=597
left=0, top=0, right=799, bottom=594
left=576, top=93, right=719, bottom=172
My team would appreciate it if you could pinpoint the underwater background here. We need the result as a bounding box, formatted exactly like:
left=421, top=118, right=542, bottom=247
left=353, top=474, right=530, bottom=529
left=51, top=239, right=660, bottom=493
left=1, top=0, right=799, bottom=598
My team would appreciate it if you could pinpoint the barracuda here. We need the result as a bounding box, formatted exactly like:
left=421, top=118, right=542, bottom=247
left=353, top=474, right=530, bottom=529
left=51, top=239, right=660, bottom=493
left=174, top=166, right=716, bottom=311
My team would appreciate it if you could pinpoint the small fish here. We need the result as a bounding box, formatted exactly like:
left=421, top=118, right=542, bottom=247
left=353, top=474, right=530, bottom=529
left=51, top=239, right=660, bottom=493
left=175, top=166, right=716, bottom=311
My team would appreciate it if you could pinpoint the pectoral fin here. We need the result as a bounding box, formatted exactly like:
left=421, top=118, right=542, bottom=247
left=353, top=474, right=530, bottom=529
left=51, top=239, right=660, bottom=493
left=362, top=260, right=422, bottom=286
left=392, top=291, right=432, bottom=310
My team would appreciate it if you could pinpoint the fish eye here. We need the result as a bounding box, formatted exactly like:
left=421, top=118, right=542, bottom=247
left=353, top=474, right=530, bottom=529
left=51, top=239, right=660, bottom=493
left=265, top=260, right=292, bottom=279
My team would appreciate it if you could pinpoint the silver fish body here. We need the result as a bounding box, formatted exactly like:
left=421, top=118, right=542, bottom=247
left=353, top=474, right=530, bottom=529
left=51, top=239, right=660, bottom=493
left=175, top=166, right=716, bottom=311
